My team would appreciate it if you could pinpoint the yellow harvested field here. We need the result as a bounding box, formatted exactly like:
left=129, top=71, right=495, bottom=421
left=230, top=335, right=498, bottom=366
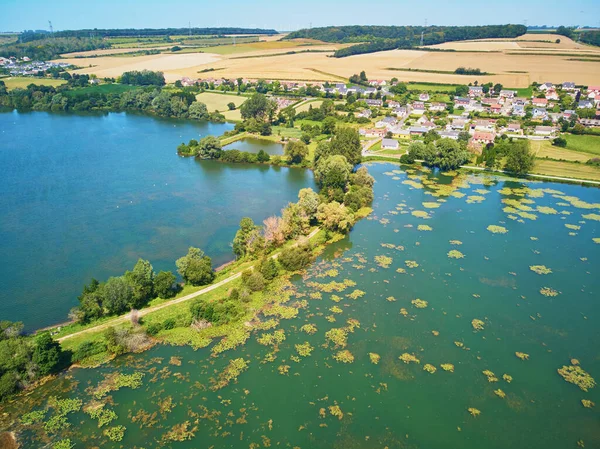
left=62, top=47, right=171, bottom=57
left=2, top=77, right=67, bottom=90
left=295, top=99, right=324, bottom=112
left=531, top=140, right=591, bottom=163
left=196, top=92, right=247, bottom=112
left=58, top=35, right=600, bottom=87
left=532, top=159, right=600, bottom=182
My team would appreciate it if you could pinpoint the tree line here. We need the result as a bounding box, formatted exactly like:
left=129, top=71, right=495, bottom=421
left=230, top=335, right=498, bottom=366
left=0, top=37, right=109, bottom=60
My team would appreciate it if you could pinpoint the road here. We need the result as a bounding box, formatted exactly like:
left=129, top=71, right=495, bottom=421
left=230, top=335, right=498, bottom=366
left=57, top=228, right=320, bottom=343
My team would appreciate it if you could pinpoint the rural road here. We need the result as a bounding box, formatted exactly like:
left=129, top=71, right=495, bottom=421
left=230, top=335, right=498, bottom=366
left=57, top=228, right=320, bottom=343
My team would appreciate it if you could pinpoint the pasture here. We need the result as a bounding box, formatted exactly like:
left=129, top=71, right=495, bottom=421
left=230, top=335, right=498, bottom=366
left=195, top=92, right=247, bottom=113
left=531, top=159, right=600, bottom=182
left=1, top=77, right=67, bottom=90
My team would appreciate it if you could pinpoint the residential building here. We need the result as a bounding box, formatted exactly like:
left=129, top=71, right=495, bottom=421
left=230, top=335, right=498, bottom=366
left=375, top=116, right=397, bottom=128
left=439, top=130, right=460, bottom=140
left=539, top=82, right=553, bottom=91
left=419, top=93, right=430, bottom=102
left=535, top=126, right=555, bottom=136
left=532, top=98, right=548, bottom=107
left=562, top=82, right=576, bottom=91
left=429, top=102, right=446, bottom=112
left=381, top=138, right=399, bottom=150
left=472, top=132, right=496, bottom=144
left=469, top=86, right=484, bottom=97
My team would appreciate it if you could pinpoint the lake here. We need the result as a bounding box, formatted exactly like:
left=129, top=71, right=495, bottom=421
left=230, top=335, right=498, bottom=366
left=0, top=111, right=315, bottom=330
left=223, top=137, right=285, bottom=155
left=2, top=163, right=599, bottom=448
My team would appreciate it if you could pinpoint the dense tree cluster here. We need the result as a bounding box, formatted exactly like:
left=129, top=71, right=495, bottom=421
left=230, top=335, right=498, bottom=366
left=402, top=139, right=470, bottom=170
left=579, top=30, right=600, bottom=47
left=120, top=70, right=166, bottom=86
left=0, top=37, right=109, bottom=60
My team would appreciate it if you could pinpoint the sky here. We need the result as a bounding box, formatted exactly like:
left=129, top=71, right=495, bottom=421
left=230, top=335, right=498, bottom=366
left=1, top=0, right=599, bottom=32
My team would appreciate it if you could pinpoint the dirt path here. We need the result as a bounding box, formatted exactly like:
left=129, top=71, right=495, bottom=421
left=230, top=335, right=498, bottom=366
left=57, top=228, right=320, bottom=343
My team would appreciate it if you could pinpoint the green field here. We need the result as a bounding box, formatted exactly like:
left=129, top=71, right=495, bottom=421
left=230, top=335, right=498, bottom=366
left=65, top=83, right=140, bottom=97
left=196, top=91, right=248, bottom=113
left=1, top=77, right=67, bottom=90
left=406, top=82, right=461, bottom=93
left=564, top=134, right=600, bottom=156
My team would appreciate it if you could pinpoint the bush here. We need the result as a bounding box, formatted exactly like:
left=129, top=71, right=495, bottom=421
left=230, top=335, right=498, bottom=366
left=145, top=322, right=163, bottom=336
left=552, top=136, right=567, bottom=147
left=245, top=272, right=265, bottom=291
left=258, top=257, right=279, bottom=280
left=154, top=271, right=177, bottom=298
left=278, top=244, right=314, bottom=271
left=71, top=341, right=107, bottom=363
left=163, top=318, right=176, bottom=330
left=189, top=298, right=243, bottom=325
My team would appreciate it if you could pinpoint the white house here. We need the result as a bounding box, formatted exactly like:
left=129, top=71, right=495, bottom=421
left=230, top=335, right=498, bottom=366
left=381, top=138, right=399, bottom=150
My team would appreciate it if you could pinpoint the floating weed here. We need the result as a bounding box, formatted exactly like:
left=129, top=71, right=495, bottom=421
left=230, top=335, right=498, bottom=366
left=405, top=260, right=419, bottom=268
left=295, top=342, right=314, bottom=357
left=278, top=365, right=290, bottom=375
left=53, top=439, right=74, bottom=449
left=411, top=299, right=428, bottom=309
left=591, top=238, right=599, bottom=244
left=333, top=350, right=355, bottom=363
left=162, top=421, right=198, bottom=442
left=418, top=224, right=433, bottom=231
left=346, top=318, right=360, bottom=331
left=402, top=180, right=424, bottom=189
left=431, top=330, right=439, bottom=336
left=91, top=372, right=144, bottom=399
left=399, top=353, right=420, bottom=364
left=558, top=364, right=596, bottom=391
left=104, top=425, right=126, bottom=442
left=300, top=324, right=317, bottom=335
left=487, top=225, right=508, bottom=234
left=483, top=370, right=499, bottom=382
left=375, top=255, right=393, bottom=268
left=256, top=329, right=286, bottom=346
left=423, top=364, right=437, bottom=374
left=396, top=268, right=407, bottom=274
left=503, top=374, right=513, bottom=383
left=537, top=206, right=558, bottom=215
left=540, top=287, right=559, bottom=297
left=447, top=250, right=465, bottom=259
left=329, top=405, right=344, bottom=420
left=400, top=308, right=408, bottom=316
left=466, top=195, right=486, bottom=204
left=581, top=399, right=595, bottom=408
left=346, top=289, right=365, bottom=300
left=515, top=352, right=530, bottom=361
left=86, top=405, right=118, bottom=428
left=471, top=319, right=485, bottom=331
left=518, top=211, right=537, bottom=220
left=494, top=389, right=506, bottom=399
left=325, top=328, right=348, bottom=348
left=329, top=305, right=343, bottom=314
left=440, top=364, right=454, bottom=372
left=454, top=341, right=464, bottom=348
left=468, top=408, right=481, bottom=417
left=210, top=358, right=249, bottom=391
left=530, top=265, right=552, bottom=275
left=21, top=410, right=46, bottom=425
left=369, top=353, right=381, bottom=364
left=309, top=292, right=323, bottom=300
left=565, top=224, right=581, bottom=230
left=449, top=240, right=462, bottom=245
left=582, top=213, right=600, bottom=221
left=422, top=202, right=441, bottom=209
left=412, top=210, right=431, bottom=219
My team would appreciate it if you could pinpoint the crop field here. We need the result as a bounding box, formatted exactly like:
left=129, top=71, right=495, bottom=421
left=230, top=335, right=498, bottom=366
left=195, top=91, right=247, bottom=112
left=1, top=77, right=67, bottom=90
left=563, top=134, right=600, bottom=156
left=531, top=159, right=600, bottom=182
left=531, top=140, right=591, bottom=162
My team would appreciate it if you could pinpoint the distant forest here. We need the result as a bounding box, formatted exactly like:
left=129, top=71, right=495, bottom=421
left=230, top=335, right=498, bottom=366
left=579, top=30, right=600, bottom=47
left=18, top=27, right=278, bottom=42
left=285, top=25, right=527, bottom=57
left=0, top=37, right=109, bottom=60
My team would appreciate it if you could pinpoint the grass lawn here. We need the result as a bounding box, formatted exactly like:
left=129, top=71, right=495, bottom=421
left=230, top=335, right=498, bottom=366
left=407, top=82, right=461, bottom=93
left=295, top=99, right=324, bottom=113
left=196, top=91, right=247, bottom=112
left=531, top=159, right=600, bottom=182
left=511, top=86, right=533, bottom=97
left=65, top=83, right=139, bottom=97
left=564, top=134, right=600, bottom=156
left=531, top=140, right=591, bottom=162
left=2, top=77, right=67, bottom=90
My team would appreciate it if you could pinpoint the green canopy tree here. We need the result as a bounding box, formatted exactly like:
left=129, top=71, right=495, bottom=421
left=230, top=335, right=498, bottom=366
left=329, top=127, right=362, bottom=165
left=176, top=247, right=214, bottom=286
left=284, top=140, right=308, bottom=164
left=196, top=136, right=223, bottom=159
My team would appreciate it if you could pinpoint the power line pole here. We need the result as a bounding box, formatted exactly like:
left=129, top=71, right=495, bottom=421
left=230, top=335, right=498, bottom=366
left=48, top=20, right=54, bottom=38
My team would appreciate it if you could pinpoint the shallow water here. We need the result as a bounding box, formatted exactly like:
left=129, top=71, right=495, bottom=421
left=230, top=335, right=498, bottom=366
left=0, top=111, right=314, bottom=329
left=3, top=163, right=599, bottom=448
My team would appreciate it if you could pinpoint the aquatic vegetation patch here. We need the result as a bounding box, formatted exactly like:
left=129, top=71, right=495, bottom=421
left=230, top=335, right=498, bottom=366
left=440, top=364, right=454, bottom=372
left=471, top=319, right=485, bottom=331
left=369, top=353, right=381, bottom=364
left=399, top=353, right=420, bottom=364
left=483, top=370, right=498, bottom=382
left=418, top=224, right=433, bottom=231
left=21, top=410, right=46, bottom=425
left=210, top=358, right=250, bottom=390
left=515, top=352, right=530, bottom=361
left=333, top=349, right=355, bottom=363
left=104, top=425, right=126, bottom=442
left=162, top=421, right=198, bottom=442
left=466, top=195, right=486, bottom=204
left=405, top=260, right=419, bottom=268
left=582, top=213, right=600, bottom=221
left=487, top=225, right=508, bottom=234
left=422, top=202, right=441, bottom=209
left=540, top=287, right=559, bottom=297
left=537, top=206, right=558, bottom=215
left=494, top=389, right=506, bottom=398
left=412, top=210, right=431, bottom=219
left=329, top=405, right=344, bottom=420
left=557, top=364, right=596, bottom=392
left=325, top=328, right=348, bottom=348
left=530, top=265, right=552, bottom=275
left=257, top=329, right=286, bottom=346
left=92, top=372, right=145, bottom=399
left=449, top=240, right=462, bottom=245
left=423, top=364, right=437, bottom=374
left=581, top=399, right=595, bottom=408
left=346, top=289, right=365, bottom=300
left=278, top=365, right=290, bottom=375
left=411, top=299, right=428, bottom=309
left=565, top=224, right=581, bottom=230
left=468, top=407, right=481, bottom=417
left=375, top=255, right=393, bottom=268
left=86, top=405, right=118, bottom=427
left=503, top=374, right=513, bottom=383
left=53, top=439, right=74, bottom=449
left=447, top=250, right=465, bottom=259
left=295, top=342, right=314, bottom=357
left=593, top=238, right=600, bottom=244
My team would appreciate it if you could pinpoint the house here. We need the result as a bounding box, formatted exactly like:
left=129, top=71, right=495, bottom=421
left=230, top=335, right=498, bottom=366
left=469, top=86, right=484, bottom=97
left=359, top=128, right=386, bottom=138
left=474, top=120, right=494, bottom=131
left=500, top=90, right=517, bottom=99
left=180, top=77, right=197, bottom=87
left=532, top=108, right=548, bottom=119
left=429, top=102, right=446, bottom=112
left=472, top=132, right=496, bottom=144
left=438, top=130, right=460, bottom=140
left=539, top=82, right=553, bottom=91
left=357, top=109, right=372, bottom=118
left=381, top=138, right=399, bottom=150
left=412, top=102, right=426, bottom=114
left=512, top=104, right=526, bottom=117
left=396, top=129, right=412, bottom=139
left=579, top=118, right=600, bottom=127
left=450, top=119, right=468, bottom=130
left=375, top=116, right=397, bottom=128
left=507, top=123, right=521, bottom=134
left=535, top=126, right=555, bottom=136
left=419, top=93, right=430, bottom=102
left=545, top=89, right=559, bottom=101
left=578, top=100, right=594, bottom=109
left=409, top=126, right=429, bottom=135
left=563, top=110, right=575, bottom=120
left=490, top=104, right=502, bottom=114
left=387, top=100, right=400, bottom=108
left=454, top=97, right=470, bottom=107
left=587, top=86, right=600, bottom=96
left=421, top=120, right=436, bottom=130
left=393, top=107, right=409, bottom=117
left=562, top=82, right=576, bottom=91
left=532, top=98, right=548, bottom=107
left=365, top=99, right=383, bottom=107
left=369, top=80, right=387, bottom=87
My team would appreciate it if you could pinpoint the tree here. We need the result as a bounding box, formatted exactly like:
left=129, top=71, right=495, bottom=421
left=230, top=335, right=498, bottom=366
left=455, top=85, right=469, bottom=97
left=188, top=101, right=209, bottom=120
left=329, top=127, right=362, bottom=165
left=350, top=166, right=375, bottom=188
left=102, top=276, right=133, bottom=315
left=176, top=247, right=214, bottom=285
left=154, top=271, right=177, bottom=298
left=32, top=332, right=62, bottom=375
left=258, top=257, right=278, bottom=281
left=232, top=218, right=260, bottom=258
left=322, top=116, right=337, bottom=134
left=284, top=140, right=308, bottom=164
left=556, top=26, right=573, bottom=39
left=240, top=93, right=275, bottom=122
left=317, top=202, right=355, bottom=232
left=196, top=136, right=222, bottom=159
left=359, top=71, right=367, bottom=82
left=227, top=102, right=236, bottom=110
left=493, top=83, right=503, bottom=94
left=344, top=185, right=374, bottom=211
left=552, top=136, right=567, bottom=147
left=298, top=188, right=320, bottom=221
left=314, top=155, right=352, bottom=190
left=256, top=149, right=270, bottom=162
left=504, top=140, right=535, bottom=175
left=425, top=138, right=470, bottom=171
left=125, top=259, right=154, bottom=308
left=278, top=244, right=314, bottom=271
left=263, top=216, right=285, bottom=246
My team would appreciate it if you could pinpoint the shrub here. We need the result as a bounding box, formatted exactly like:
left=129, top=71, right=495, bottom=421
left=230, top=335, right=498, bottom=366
left=278, top=244, right=314, bottom=271
left=163, top=318, right=176, bottom=330
left=71, top=341, right=107, bottom=363
left=245, top=272, right=265, bottom=292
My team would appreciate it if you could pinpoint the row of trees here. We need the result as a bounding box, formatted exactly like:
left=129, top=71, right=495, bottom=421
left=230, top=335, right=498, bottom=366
left=0, top=37, right=109, bottom=60
left=120, top=70, right=166, bottom=86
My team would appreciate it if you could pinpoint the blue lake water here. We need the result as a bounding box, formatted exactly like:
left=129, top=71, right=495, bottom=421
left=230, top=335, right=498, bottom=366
left=0, top=111, right=315, bottom=329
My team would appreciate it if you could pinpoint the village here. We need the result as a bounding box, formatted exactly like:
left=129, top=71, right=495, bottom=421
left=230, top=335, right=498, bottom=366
left=0, top=56, right=71, bottom=76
